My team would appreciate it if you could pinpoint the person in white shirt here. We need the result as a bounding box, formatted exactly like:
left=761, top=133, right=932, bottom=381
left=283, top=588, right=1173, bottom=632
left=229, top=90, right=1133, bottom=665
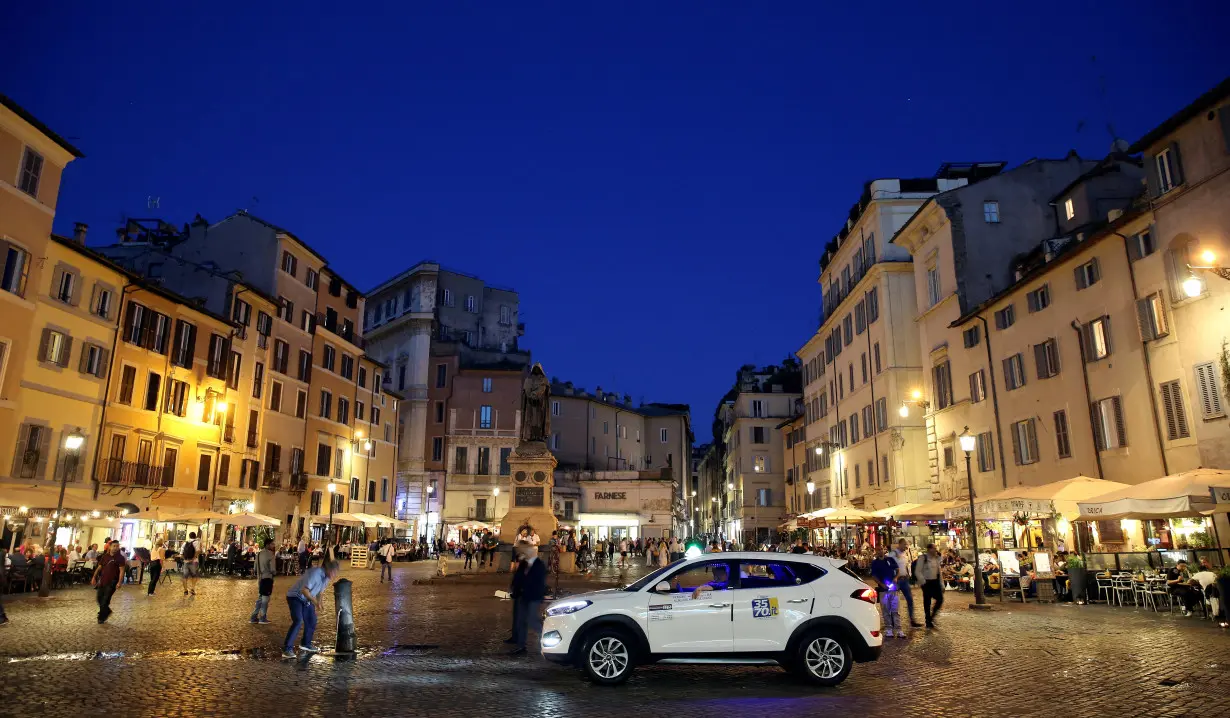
left=378, top=540, right=396, bottom=583
left=915, top=543, right=944, bottom=627
left=891, top=539, right=923, bottom=628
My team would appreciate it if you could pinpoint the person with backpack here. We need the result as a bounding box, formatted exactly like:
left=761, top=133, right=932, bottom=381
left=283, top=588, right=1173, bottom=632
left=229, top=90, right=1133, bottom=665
left=182, top=532, right=202, bottom=597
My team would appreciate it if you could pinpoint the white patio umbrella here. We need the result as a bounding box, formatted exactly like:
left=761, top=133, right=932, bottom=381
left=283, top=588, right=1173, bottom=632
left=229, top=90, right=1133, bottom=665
left=226, top=511, right=281, bottom=528
left=1076, top=469, right=1230, bottom=520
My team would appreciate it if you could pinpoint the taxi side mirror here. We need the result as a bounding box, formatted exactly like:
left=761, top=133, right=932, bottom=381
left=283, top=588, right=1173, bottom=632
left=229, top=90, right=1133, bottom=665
left=654, top=581, right=671, bottom=593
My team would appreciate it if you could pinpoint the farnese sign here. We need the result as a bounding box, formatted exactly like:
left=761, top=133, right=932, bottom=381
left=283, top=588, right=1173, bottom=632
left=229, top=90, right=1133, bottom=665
left=594, top=491, right=627, bottom=500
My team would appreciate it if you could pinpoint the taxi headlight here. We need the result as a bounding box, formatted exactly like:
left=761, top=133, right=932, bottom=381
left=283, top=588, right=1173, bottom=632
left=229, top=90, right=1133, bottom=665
left=541, top=631, right=562, bottom=648
left=546, top=600, right=592, bottom=617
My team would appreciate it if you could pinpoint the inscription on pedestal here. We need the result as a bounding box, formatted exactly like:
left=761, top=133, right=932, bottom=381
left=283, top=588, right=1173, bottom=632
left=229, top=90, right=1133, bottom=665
left=515, top=486, right=545, bottom=508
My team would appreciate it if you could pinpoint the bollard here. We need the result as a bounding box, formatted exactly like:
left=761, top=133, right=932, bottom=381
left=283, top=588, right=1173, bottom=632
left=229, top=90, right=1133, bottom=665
left=334, top=578, right=356, bottom=657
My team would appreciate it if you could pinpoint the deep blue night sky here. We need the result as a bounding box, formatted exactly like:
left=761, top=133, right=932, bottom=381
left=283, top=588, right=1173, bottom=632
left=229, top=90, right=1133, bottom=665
left=4, top=2, right=1224, bottom=441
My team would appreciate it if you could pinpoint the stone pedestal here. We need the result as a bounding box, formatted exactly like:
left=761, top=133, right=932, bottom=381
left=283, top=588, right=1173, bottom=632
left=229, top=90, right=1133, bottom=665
left=499, top=442, right=559, bottom=542
left=558, top=551, right=576, bottom=574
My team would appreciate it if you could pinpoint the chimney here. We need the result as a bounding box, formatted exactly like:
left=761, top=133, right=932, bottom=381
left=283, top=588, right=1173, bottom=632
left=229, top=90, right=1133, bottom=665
left=72, top=222, right=88, bottom=244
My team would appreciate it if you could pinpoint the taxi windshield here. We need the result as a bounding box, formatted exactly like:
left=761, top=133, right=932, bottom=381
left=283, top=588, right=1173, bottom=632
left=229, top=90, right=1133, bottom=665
left=624, top=558, right=687, bottom=592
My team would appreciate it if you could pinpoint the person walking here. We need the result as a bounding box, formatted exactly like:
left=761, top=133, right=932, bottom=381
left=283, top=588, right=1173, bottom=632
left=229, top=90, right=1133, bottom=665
left=146, top=540, right=165, bottom=596
left=182, top=532, right=202, bottom=597
left=367, top=538, right=380, bottom=570
left=870, top=546, right=904, bottom=638
left=91, top=541, right=126, bottom=623
left=282, top=558, right=340, bottom=659
left=297, top=534, right=309, bottom=574
left=379, top=539, right=395, bottom=583
left=618, top=537, right=628, bottom=568
left=891, top=539, right=923, bottom=628
left=249, top=539, right=276, bottom=624
left=916, top=543, right=944, bottom=628
left=508, top=543, right=548, bottom=656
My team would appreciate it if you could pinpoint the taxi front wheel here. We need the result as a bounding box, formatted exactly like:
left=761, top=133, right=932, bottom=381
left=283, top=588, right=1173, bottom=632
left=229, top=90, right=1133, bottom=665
left=579, top=628, right=634, bottom=685
left=792, top=629, right=852, bottom=687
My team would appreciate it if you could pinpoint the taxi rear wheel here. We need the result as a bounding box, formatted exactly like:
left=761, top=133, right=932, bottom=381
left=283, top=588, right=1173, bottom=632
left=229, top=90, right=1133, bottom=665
left=578, top=628, right=634, bottom=685
left=792, top=629, right=852, bottom=687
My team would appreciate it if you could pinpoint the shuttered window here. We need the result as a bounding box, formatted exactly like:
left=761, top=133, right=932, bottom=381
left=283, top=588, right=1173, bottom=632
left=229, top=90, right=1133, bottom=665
left=933, top=361, right=953, bottom=409
left=1011, top=418, right=1040, bottom=465
left=1136, top=293, right=1169, bottom=341
left=976, top=431, right=995, bottom=472
left=1003, top=353, right=1026, bottom=390
left=969, top=369, right=986, bottom=403
left=1159, top=380, right=1191, bottom=441
left=1194, top=362, right=1226, bottom=419
left=1092, top=396, right=1127, bottom=450
left=1054, top=410, right=1071, bottom=458
left=1074, top=258, right=1101, bottom=290
left=1034, top=339, right=1060, bottom=379
left=1082, top=316, right=1112, bottom=361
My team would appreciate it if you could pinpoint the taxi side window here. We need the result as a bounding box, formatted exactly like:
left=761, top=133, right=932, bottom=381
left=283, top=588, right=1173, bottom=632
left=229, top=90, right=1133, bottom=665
left=667, top=562, right=731, bottom=593
left=737, top=561, right=825, bottom=589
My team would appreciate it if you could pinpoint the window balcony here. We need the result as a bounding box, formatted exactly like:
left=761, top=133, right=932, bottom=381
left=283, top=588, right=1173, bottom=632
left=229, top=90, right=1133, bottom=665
left=98, top=459, right=171, bottom=488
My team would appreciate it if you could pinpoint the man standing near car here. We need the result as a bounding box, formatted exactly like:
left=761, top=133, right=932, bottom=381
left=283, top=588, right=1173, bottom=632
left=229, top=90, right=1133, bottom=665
left=916, top=543, right=944, bottom=628
left=891, top=539, right=923, bottom=628
left=509, top=543, right=547, bottom=656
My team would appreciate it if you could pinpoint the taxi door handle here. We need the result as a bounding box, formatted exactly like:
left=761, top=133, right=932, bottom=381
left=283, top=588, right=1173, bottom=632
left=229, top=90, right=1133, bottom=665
left=786, top=598, right=809, bottom=603
left=708, top=603, right=731, bottom=608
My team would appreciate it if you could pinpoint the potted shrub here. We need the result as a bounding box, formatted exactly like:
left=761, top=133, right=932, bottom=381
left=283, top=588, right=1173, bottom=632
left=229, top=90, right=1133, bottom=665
left=1217, top=565, right=1230, bottom=625
left=1067, top=555, right=1088, bottom=604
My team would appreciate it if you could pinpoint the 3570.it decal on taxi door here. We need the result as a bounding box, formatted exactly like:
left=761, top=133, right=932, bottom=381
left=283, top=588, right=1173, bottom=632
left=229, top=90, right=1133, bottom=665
left=751, top=596, right=779, bottom=618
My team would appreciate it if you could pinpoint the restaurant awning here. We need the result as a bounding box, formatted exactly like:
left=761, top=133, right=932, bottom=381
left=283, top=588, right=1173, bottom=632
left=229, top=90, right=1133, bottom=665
left=948, top=476, right=1133, bottom=520
left=172, top=510, right=230, bottom=523
left=126, top=508, right=189, bottom=522
left=453, top=520, right=492, bottom=531
left=813, top=507, right=876, bottom=523
left=876, top=500, right=961, bottom=520
left=225, top=511, right=281, bottom=528
left=364, top=513, right=411, bottom=529
left=1076, top=469, right=1230, bottom=520
left=0, top=487, right=128, bottom=517
left=312, top=513, right=365, bottom=527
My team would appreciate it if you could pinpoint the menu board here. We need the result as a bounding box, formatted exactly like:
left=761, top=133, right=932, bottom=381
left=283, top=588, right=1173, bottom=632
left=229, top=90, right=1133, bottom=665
left=1033, top=551, right=1053, bottom=578
left=998, top=550, right=1021, bottom=576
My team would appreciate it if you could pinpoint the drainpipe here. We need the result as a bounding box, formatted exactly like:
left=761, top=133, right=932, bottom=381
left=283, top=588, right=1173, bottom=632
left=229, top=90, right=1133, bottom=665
left=1071, top=320, right=1105, bottom=480
left=1116, top=232, right=1169, bottom=477
left=91, top=282, right=136, bottom=500
left=976, top=315, right=1009, bottom=489
left=865, top=313, right=881, bottom=493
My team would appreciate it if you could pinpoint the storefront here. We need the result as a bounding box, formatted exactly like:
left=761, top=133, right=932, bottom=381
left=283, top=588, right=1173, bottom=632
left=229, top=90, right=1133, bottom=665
left=576, top=472, right=675, bottom=541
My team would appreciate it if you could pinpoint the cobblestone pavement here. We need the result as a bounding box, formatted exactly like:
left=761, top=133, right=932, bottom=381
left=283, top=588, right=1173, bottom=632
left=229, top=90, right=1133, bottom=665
left=0, top=559, right=1226, bottom=717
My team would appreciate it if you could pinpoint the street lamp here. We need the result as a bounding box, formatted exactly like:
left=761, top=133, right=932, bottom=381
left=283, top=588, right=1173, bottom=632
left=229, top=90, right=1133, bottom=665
left=41, top=428, right=84, bottom=597
left=1183, top=274, right=1204, bottom=298
left=959, top=427, right=985, bottom=606
left=899, top=389, right=930, bottom=418
left=805, top=480, right=815, bottom=495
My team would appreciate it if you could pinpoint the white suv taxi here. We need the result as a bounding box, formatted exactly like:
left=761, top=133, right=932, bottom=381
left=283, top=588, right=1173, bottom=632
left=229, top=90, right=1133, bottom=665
left=541, top=552, right=882, bottom=685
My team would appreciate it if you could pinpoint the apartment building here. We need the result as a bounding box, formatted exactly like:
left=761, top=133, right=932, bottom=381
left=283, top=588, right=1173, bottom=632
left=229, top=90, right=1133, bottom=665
left=97, top=213, right=399, bottom=538
left=891, top=154, right=1142, bottom=501
left=696, top=441, right=724, bottom=536
left=433, top=346, right=523, bottom=527
left=797, top=168, right=994, bottom=513
left=778, top=413, right=816, bottom=520
left=0, top=95, right=93, bottom=499
left=363, top=262, right=526, bottom=535
left=716, top=367, right=800, bottom=544
left=547, top=381, right=690, bottom=475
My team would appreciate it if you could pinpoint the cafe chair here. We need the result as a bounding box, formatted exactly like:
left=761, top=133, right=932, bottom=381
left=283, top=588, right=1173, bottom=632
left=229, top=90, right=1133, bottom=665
left=1146, top=580, right=1171, bottom=612
left=1111, top=576, right=1135, bottom=607
left=1094, top=575, right=1113, bottom=604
